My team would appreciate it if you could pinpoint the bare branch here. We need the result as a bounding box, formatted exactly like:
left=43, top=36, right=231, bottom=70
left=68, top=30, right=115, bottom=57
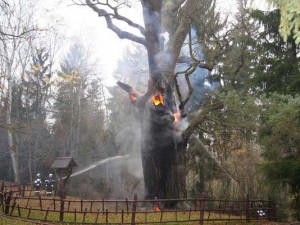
left=174, top=26, right=216, bottom=116
left=0, top=28, right=39, bottom=39
left=0, top=0, right=8, bottom=10
left=181, top=64, right=196, bottom=106
left=174, top=63, right=197, bottom=112
left=113, top=12, right=145, bottom=36
left=85, top=0, right=146, bottom=45
left=177, top=56, right=214, bottom=71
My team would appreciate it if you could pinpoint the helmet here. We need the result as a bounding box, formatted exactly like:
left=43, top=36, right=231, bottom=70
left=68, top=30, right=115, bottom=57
left=37, top=173, right=40, bottom=177
left=49, top=173, right=53, bottom=178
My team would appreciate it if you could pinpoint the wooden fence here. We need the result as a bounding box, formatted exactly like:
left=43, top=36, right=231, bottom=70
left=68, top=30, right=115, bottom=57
left=0, top=182, right=276, bottom=224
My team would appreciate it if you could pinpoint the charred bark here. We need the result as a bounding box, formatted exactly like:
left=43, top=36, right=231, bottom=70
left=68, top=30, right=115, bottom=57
left=118, top=81, right=187, bottom=205
left=141, top=103, right=180, bottom=205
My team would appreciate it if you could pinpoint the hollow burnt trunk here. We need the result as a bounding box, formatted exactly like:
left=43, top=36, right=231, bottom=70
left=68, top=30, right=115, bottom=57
left=141, top=103, right=178, bottom=200
left=139, top=93, right=188, bottom=207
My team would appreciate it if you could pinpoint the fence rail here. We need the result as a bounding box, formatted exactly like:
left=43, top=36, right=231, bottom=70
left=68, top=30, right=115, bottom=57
left=0, top=182, right=276, bottom=224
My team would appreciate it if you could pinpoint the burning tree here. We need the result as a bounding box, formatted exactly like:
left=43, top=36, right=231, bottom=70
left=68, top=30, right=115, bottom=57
left=83, top=0, right=227, bottom=203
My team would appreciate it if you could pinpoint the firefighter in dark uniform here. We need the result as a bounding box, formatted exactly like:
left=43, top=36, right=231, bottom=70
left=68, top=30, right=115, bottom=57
left=34, top=173, right=42, bottom=196
left=45, top=173, right=55, bottom=196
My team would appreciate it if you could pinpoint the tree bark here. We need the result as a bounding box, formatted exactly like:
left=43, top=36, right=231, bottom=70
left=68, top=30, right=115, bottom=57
left=6, top=75, right=20, bottom=183
left=141, top=104, right=180, bottom=201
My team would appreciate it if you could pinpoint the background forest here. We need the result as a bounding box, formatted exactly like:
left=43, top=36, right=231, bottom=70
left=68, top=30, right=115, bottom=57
left=0, top=0, right=299, bottom=222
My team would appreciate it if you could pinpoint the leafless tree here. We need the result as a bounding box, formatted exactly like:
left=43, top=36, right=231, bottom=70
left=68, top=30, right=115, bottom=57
left=0, top=0, right=43, bottom=183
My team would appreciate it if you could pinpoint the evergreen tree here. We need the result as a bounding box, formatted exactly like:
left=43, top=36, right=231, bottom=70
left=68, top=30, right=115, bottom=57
left=259, top=94, right=300, bottom=221
left=250, top=10, right=300, bottom=96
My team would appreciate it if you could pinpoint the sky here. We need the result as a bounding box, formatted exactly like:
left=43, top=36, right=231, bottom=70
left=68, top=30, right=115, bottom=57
left=38, top=0, right=270, bottom=86
left=39, top=0, right=144, bottom=86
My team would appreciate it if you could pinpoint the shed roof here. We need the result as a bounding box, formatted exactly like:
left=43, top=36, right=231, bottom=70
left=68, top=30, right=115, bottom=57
left=51, top=157, right=78, bottom=169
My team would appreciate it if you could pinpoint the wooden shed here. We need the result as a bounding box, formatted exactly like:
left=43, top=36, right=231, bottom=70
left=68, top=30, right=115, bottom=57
left=51, top=157, right=78, bottom=199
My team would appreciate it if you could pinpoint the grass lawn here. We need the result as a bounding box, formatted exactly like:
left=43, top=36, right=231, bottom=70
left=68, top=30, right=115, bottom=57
left=1, top=213, right=272, bottom=225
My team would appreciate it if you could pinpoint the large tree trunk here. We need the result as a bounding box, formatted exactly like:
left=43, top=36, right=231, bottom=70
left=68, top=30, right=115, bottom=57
left=6, top=76, right=20, bottom=183
left=141, top=104, right=180, bottom=201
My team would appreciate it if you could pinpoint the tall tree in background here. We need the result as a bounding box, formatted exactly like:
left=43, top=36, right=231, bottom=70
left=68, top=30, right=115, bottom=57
left=15, top=47, right=55, bottom=183
left=248, top=8, right=300, bottom=221
left=54, top=41, right=90, bottom=156
left=259, top=94, right=300, bottom=220
left=261, top=0, right=300, bottom=44
left=53, top=40, right=108, bottom=161
left=250, top=9, right=300, bottom=95
left=0, top=0, right=39, bottom=183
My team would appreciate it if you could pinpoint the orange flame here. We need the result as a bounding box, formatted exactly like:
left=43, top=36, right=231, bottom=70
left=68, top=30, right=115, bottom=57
left=129, top=90, right=142, bottom=102
left=130, top=94, right=137, bottom=102
left=151, top=92, right=164, bottom=105
left=153, top=204, right=160, bottom=211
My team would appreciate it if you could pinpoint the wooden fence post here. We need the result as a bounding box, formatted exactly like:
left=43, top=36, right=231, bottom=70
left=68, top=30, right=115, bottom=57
left=83, top=208, right=87, bottom=223
left=90, top=201, right=93, bottom=211
left=59, top=197, right=65, bottom=222
left=18, top=185, right=21, bottom=196
left=39, top=195, right=43, bottom=210
left=22, top=184, right=26, bottom=197
left=44, top=207, right=49, bottom=221
left=126, top=197, right=129, bottom=214
left=131, top=194, right=137, bottom=225
left=53, top=198, right=56, bottom=210
left=74, top=208, right=77, bottom=222
left=25, top=197, right=30, bottom=208
left=105, top=209, right=108, bottom=224
left=17, top=204, right=21, bottom=216
left=68, top=200, right=71, bottom=211
left=95, top=209, right=100, bottom=224
left=245, top=194, right=250, bottom=222
left=9, top=201, right=16, bottom=216
left=4, top=191, right=12, bottom=214
left=200, top=193, right=206, bottom=225
left=1, top=182, right=4, bottom=193
left=27, top=207, right=32, bottom=219
left=102, top=198, right=104, bottom=213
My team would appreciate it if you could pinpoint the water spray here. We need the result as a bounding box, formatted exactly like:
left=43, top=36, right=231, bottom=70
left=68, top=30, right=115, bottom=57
left=62, top=155, right=130, bottom=179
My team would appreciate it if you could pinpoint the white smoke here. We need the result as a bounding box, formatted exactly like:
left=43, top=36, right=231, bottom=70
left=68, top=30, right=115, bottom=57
left=173, top=117, right=189, bottom=142
left=160, top=31, right=170, bottom=46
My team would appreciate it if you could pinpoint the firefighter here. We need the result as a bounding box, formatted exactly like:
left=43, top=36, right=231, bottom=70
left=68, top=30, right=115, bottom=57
left=34, top=173, right=42, bottom=196
left=45, top=173, right=55, bottom=196
left=257, top=201, right=266, bottom=217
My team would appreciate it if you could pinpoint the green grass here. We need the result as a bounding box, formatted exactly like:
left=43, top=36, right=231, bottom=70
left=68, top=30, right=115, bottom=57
left=8, top=207, right=250, bottom=224
left=0, top=216, right=44, bottom=225
left=2, top=208, right=266, bottom=225
left=0, top=215, right=265, bottom=225
left=1, top=196, right=269, bottom=225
